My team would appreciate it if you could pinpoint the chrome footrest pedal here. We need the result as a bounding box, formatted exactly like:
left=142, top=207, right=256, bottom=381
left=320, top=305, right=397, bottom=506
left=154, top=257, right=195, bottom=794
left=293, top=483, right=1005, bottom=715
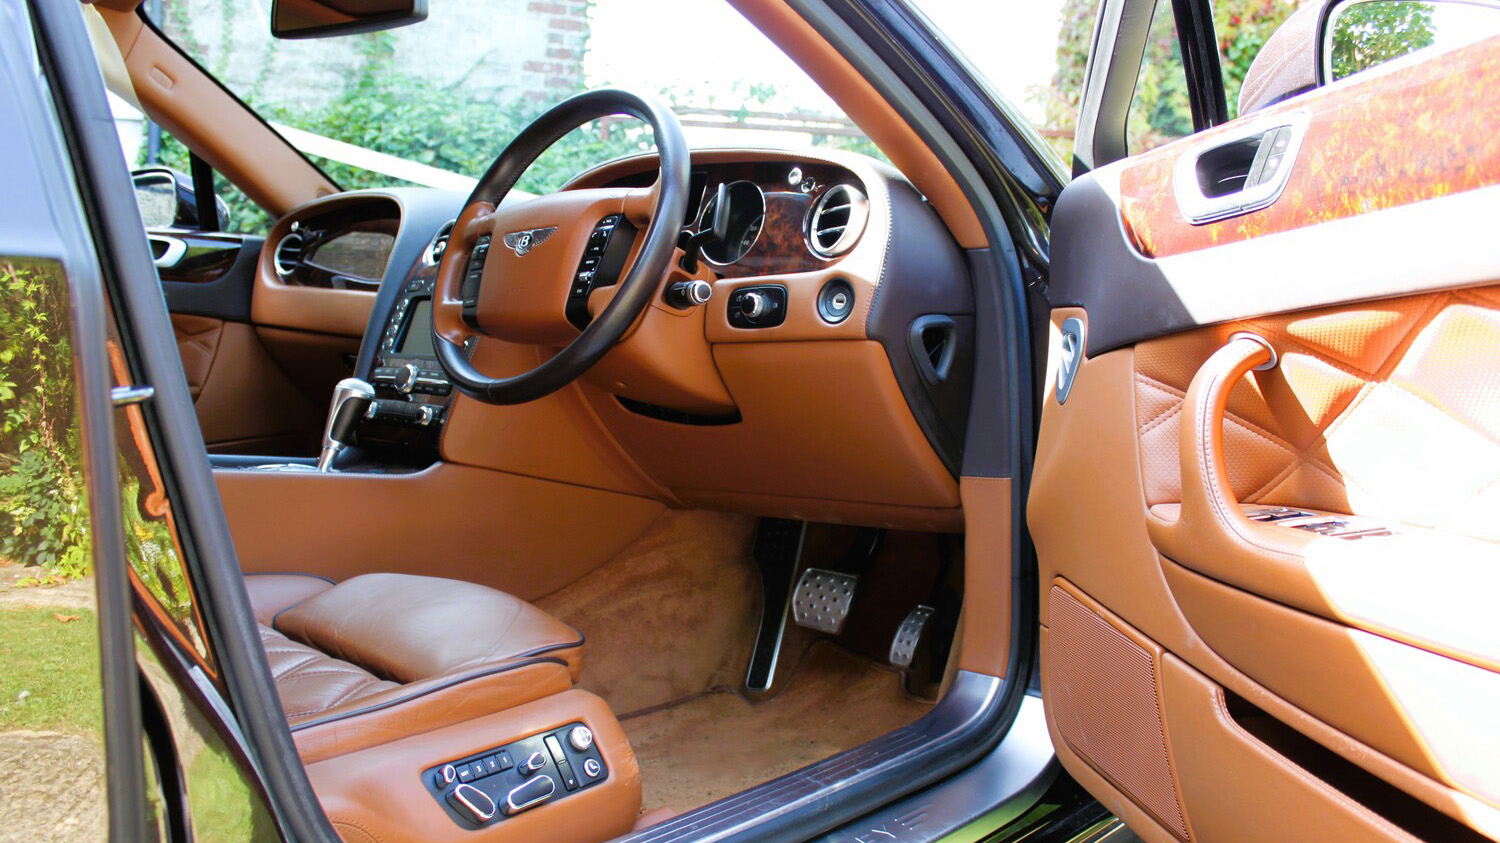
left=889, top=604, right=935, bottom=669
left=791, top=568, right=859, bottom=634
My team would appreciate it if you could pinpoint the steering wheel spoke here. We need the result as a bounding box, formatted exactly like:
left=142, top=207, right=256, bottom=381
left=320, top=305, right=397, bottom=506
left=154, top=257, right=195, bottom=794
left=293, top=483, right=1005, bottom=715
left=430, top=89, right=689, bottom=405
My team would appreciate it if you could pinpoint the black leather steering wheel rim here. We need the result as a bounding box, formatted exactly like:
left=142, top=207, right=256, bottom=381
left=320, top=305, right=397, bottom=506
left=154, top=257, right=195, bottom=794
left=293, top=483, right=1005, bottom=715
left=433, top=88, right=689, bottom=405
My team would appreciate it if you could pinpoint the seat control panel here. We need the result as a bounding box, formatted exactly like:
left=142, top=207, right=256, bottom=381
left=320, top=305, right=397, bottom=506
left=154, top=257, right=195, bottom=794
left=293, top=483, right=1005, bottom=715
left=422, top=723, right=607, bottom=828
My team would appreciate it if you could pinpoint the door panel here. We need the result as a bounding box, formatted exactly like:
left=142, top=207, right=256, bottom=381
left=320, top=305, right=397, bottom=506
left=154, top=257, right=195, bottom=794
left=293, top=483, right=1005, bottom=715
left=1034, top=33, right=1500, bottom=843
left=156, top=229, right=356, bottom=454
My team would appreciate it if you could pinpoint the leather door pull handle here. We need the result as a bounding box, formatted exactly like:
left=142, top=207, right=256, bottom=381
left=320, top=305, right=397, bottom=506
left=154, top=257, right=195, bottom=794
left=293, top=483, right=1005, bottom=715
left=1143, top=332, right=1336, bottom=610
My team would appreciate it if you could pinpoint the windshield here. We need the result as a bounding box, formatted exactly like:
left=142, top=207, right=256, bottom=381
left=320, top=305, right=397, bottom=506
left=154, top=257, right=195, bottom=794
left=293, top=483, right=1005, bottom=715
left=147, top=0, right=883, bottom=200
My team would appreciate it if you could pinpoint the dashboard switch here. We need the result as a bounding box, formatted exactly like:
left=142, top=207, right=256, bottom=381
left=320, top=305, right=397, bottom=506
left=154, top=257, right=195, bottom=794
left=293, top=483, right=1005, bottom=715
left=728, top=285, right=787, bottom=329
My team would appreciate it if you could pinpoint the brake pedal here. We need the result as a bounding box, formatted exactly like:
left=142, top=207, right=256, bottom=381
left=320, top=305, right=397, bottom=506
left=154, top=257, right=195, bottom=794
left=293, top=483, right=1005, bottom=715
left=888, top=604, right=935, bottom=669
left=744, top=519, right=806, bottom=693
left=791, top=568, right=859, bottom=634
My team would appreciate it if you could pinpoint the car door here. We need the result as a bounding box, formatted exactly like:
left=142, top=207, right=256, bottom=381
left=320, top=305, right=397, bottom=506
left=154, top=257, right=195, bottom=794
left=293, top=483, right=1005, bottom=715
left=1031, top=1, right=1500, bottom=841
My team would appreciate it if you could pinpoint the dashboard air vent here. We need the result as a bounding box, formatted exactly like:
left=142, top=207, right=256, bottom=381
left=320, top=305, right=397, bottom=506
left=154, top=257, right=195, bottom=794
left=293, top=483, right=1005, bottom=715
left=274, top=230, right=306, bottom=276
left=807, top=184, right=869, bottom=258
left=427, top=219, right=456, bottom=265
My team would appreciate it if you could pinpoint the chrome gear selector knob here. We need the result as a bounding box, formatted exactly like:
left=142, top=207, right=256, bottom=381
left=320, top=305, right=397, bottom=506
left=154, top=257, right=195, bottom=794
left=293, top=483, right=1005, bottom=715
left=316, top=377, right=375, bottom=472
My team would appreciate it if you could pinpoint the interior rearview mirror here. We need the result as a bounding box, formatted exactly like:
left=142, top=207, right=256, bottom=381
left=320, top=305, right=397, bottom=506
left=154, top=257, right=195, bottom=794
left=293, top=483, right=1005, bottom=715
left=271, top=0, right=428, bottom=40
left=1319, top=0, right=1500, bottom=84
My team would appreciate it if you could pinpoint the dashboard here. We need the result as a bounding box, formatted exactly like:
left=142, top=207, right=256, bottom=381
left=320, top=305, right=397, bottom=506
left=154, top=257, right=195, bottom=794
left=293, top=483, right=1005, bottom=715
left=270, top=195, right=401, bottom=290
left=255, top=149, right=975, bottom=528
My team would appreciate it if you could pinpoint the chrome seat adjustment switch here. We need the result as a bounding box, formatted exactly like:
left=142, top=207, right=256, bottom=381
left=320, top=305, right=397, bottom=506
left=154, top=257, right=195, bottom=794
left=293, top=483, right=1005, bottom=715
left=447, top=783, right=497, bottom=823
left=567, top=725, right=594, bottom=752
left=504, top=775, right=556, bottom=816
left=518, top=750, right=547, bottom=777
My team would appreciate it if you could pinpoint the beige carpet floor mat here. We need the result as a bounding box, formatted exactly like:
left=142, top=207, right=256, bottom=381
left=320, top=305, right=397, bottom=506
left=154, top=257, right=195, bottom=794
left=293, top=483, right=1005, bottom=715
left=621, top=641, right=933, bottom=813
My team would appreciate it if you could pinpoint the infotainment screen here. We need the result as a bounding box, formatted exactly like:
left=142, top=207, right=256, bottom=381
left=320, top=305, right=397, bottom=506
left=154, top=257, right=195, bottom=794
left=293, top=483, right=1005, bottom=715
left=397, top=299, right=436, bottom=357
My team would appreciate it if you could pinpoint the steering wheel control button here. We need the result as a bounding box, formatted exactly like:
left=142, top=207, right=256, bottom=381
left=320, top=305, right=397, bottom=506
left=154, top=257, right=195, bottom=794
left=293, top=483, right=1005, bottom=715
left=460, top=234, right=491, bottom=314
left=448, top=783, right=498, bottom=824
left=504, top=775, right=557, bottom=816
left=567, top=214, right=637, bottom=331
left=727, top=285, right=788, bottom=329
left=817, top=278, right=855, bottom=324
left=568, top=725, right=594, bottom=752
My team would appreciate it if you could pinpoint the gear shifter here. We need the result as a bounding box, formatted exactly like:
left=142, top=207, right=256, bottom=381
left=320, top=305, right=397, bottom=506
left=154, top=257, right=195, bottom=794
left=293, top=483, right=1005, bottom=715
left=316, top=377, right=375, bottom=472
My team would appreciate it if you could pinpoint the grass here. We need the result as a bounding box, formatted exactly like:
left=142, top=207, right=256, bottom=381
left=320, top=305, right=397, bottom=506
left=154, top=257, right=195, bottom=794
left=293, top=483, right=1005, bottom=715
left=0, top=606, right=102, bottom=735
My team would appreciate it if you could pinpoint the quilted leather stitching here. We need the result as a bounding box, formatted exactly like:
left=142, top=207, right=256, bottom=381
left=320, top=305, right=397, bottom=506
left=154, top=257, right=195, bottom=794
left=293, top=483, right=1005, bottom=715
left=1135, top=285, right=1500, bottom=539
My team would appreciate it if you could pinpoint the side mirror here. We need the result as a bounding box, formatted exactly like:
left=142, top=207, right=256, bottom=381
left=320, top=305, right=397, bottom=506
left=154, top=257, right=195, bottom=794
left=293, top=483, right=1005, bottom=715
left=131, top=168, right=232, bottom=231
left=1319, top=0, right=1500, bottom=84
left=271, top=0, right=428, bottom=39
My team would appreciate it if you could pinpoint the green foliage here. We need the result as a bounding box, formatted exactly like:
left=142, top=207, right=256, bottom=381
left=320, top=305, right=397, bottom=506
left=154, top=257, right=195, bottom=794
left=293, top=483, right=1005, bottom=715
left=1330, top=1, right=1435, bottom=80
left=0, top=261, right=89, bottom=577
left=1036, top=0, right=1311, bottom=159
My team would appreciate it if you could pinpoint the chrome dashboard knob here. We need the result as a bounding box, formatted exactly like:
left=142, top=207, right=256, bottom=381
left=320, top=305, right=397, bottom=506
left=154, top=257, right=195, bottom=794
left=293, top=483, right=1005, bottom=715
left=397, top=363, right=420, bottom=395
left=740, top=290, right=768, bottom=319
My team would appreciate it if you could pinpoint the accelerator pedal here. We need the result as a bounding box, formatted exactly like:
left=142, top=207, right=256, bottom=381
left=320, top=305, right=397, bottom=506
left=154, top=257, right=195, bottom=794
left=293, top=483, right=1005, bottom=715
left=888, top=604, right=936, bottom=669
left=791, top=568, right=860, bottom=634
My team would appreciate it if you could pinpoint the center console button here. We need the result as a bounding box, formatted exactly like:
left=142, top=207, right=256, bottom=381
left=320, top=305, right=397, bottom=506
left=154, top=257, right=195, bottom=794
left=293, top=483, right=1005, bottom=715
left=503, top=775, right=556, bottom=816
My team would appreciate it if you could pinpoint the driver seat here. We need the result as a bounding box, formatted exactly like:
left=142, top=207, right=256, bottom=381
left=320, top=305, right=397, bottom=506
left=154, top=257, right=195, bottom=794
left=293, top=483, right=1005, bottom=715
left=244, top=572, right=583, bottom=764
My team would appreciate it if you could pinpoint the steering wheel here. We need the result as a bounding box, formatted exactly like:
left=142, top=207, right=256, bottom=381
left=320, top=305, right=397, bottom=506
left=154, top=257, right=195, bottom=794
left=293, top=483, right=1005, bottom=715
left=432, top=89, right=689, bottom=404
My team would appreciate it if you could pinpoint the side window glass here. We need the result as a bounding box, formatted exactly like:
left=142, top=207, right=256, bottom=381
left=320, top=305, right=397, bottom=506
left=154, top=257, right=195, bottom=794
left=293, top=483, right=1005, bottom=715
left=0, top=258, right=107, bottom=840
left=1127, top=0, right=1195, bottom=153
left=1215, top=0, right=1312, bottom=119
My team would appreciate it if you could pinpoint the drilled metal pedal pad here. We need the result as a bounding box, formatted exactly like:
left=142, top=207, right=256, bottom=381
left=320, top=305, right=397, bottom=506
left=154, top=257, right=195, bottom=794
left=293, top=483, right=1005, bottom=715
left=791, top=568, right=859, bottom=634
left=889, top=605, right=935, bottom=668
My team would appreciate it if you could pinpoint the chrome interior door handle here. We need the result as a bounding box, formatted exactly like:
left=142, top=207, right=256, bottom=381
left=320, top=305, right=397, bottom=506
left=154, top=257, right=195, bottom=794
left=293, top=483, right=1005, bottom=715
left=1173, top=112, right=1308, bottom=224
left=148, top=234, right=187, bottom=270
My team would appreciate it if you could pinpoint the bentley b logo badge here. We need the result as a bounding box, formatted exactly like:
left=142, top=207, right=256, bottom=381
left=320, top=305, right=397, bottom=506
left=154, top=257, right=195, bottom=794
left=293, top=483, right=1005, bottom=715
left=503, top=227, right=557, bottom=257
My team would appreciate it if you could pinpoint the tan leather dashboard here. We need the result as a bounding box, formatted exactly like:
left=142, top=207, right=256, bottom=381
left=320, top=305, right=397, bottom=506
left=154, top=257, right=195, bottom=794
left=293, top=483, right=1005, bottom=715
left=254, top=192, right=405, bottom=338
left=522, top=148, right=968, bottom=528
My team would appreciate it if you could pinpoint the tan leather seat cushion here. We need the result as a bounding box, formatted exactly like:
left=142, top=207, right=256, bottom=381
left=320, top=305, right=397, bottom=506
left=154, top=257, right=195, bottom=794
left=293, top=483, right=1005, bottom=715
left=275, top=573, right=584, bottom=682
left=260, top=624, right=399, bottom=719
left=245, top=572, right=334, bottom=625
left=249, top=572, right=585, bottom=762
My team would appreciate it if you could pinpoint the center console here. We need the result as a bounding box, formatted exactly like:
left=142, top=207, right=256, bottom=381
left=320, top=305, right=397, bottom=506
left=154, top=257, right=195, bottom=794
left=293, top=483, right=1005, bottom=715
left=358, top=236, right=460, bottom=457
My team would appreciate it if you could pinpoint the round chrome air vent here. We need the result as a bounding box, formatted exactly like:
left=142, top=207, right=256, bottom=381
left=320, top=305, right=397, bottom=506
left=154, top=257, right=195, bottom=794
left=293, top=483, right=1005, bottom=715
left=806, top=184, right=869, bottom=258
left=426, top=219, right=456, bottom=265
left=273, top=230, right=306, bottom=277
